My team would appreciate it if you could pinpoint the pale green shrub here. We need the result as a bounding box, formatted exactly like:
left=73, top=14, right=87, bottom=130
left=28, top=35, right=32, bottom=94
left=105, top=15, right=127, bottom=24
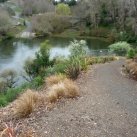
left=109, top=41, right=131, bottom=56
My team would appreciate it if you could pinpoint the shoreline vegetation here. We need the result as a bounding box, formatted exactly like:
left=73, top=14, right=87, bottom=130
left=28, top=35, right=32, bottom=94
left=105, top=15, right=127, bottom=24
left=0, top=0, right=137, bottom=108
left=0, top=39, right=117, bottom=107
left=1, top=0, right=137, bottom=136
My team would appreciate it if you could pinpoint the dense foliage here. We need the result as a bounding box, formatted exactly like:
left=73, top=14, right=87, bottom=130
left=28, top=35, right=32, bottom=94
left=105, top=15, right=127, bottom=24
left=109, top=42, right=132, bottom=56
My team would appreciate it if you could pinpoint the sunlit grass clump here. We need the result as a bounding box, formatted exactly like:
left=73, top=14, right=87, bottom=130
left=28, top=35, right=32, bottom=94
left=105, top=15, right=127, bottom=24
left=45, top=74, right=66, bottom=87
left=14, top=89, right=42, bottom=118
left=13, top=75, right=79, bottom=118
left=47, top=78, right=79, bottom=103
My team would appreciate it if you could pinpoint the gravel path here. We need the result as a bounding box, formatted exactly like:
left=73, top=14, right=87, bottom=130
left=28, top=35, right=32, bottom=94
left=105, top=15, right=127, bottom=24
left=1, top=59, right=137, bottom=137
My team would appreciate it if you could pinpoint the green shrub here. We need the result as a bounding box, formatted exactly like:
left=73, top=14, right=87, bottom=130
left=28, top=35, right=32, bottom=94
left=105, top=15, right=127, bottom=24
left=5, top=87, right=24, bottom=103
left=56, top=3, right=71, bottom=15
left=0, top=96, right=7, bottom=107
left=69, top=40, right=87, bottom=58
left=127, top=48, right=136, bottom=59
left=31, top=76, right=44, bottom=89
left=109, top=42, right=131, bottom=56
left=117, top=31, right=137, bottom=43
left=69, top=40, right=88, bottom=71
left=53, top=63, right=67, bottom=74
left=24, top=40, right=54, bottom=79
left=65, top=58, right=81, bottom=79
left=45, top=67, right=56, bottom=77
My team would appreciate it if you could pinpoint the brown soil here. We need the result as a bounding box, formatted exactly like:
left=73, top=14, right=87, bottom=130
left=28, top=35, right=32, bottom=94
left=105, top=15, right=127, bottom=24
left=1, top=59, right=137, bottom=137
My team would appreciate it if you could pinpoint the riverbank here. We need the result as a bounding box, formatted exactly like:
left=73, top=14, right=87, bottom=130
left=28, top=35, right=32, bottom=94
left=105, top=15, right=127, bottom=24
left=1, top=59, right=137, bottom=136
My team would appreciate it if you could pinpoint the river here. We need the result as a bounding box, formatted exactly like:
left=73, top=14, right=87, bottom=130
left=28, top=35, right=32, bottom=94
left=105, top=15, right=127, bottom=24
left=0, top=37, right=109, bottom=75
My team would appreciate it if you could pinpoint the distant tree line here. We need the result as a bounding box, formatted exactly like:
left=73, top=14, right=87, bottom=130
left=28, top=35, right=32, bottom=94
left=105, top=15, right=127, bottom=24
left=0, top=0, right=7, bottom=2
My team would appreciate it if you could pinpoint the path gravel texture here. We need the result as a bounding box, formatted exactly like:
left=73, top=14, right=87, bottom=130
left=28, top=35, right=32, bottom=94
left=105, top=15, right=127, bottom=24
left=1, top=59, right=137, bottom=137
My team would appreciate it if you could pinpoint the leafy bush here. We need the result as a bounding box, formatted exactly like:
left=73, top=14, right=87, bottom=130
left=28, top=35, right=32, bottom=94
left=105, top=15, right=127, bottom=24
left=109, top=42, right=131, bottom=56
left=69, top=40, right=88, bottom=70
left=0, top=87, right=24, bottom=107
left=69, top=40, right=87, bottom=58
left=24, top=40, right=54, bottom=79
left=0, top=96, right=7, bottom=107
left=56, top=3, right=71, bottom=15
left=31, top=76, right=44, bottom=89
left=127, top=48, right=136, bottom=59
left=117, top=31, right=137, bottom=43
left=53, top=63, right=67, bottom=74
left=64, top=40, right=89, bottom=79
left=65, top=58, right=81, bottom=79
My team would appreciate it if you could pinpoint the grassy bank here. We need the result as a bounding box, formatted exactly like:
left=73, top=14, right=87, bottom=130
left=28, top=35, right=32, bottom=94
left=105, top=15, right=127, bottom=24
left=0, top=39, right=116, bottom=107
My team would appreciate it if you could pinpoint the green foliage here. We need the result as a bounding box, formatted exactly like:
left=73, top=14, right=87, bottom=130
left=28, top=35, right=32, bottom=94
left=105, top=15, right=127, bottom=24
left=0, top=79, right=45, bottom=107
left=5, top=88, right=23, bottom=102
left=0, top=86, right=26, bottom=107
left=64, top=40, right=89, bottom=79
left=65, top=58, right=81, bottom=79
left=69, top=40, right=88, bottom=70
left=31, top=76, right=44, bottom=89
left=24, top=40, right=54, bottom=79
left=69, top=40, right=87, bottom=58
left=109, top=42, right=131, bottom=56
left=0, top=96, right=7, bottom=107
left=127, top=48, right=136, bottom=59
left=53, top=62, right=67, bottom=74
left=117, top=31, right=137, bottom=43
left=56, top=3, right=71, bottom=15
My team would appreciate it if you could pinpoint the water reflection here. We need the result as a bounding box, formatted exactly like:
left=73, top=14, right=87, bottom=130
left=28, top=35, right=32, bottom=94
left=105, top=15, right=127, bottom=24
left=0, top=37, right=109, bottom=77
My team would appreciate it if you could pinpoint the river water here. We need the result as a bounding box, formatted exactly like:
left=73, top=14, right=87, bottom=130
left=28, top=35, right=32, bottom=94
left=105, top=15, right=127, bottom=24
left=0, top=37, right=109, bottom=75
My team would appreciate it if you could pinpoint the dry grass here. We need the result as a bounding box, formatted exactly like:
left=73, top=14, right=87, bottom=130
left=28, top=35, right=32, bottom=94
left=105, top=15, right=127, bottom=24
left=14, top=90, right=42, bottom=118
left=47, top=82, right=66, bottom=103
left=12, top=76, right=79, bottom=118
left=63, top=79, right=79, bottom=98
left=47, top=78, right=79, bottom=103
left=125, top=59, right=137, bottom=79
left=45, top=74, right=66, bottom=87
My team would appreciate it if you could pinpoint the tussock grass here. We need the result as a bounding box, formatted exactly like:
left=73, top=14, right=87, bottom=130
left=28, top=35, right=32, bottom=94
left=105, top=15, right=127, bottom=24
left=46, top=74, right=66, bottom=87
left=47, top=78, right=79, bottom=103
left=125, top=59, right=137, bottom=79
left=13, top=77, right=79, bottom=118
left=47, top=82, right=66, bottom=103
left=14, top=89, right=42, bottom=118
left=63, top=79, right=79, bottom=98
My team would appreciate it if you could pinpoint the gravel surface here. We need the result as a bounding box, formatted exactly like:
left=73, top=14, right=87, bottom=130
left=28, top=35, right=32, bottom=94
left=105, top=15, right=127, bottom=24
left=1, top=59, right=137, bottom=137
